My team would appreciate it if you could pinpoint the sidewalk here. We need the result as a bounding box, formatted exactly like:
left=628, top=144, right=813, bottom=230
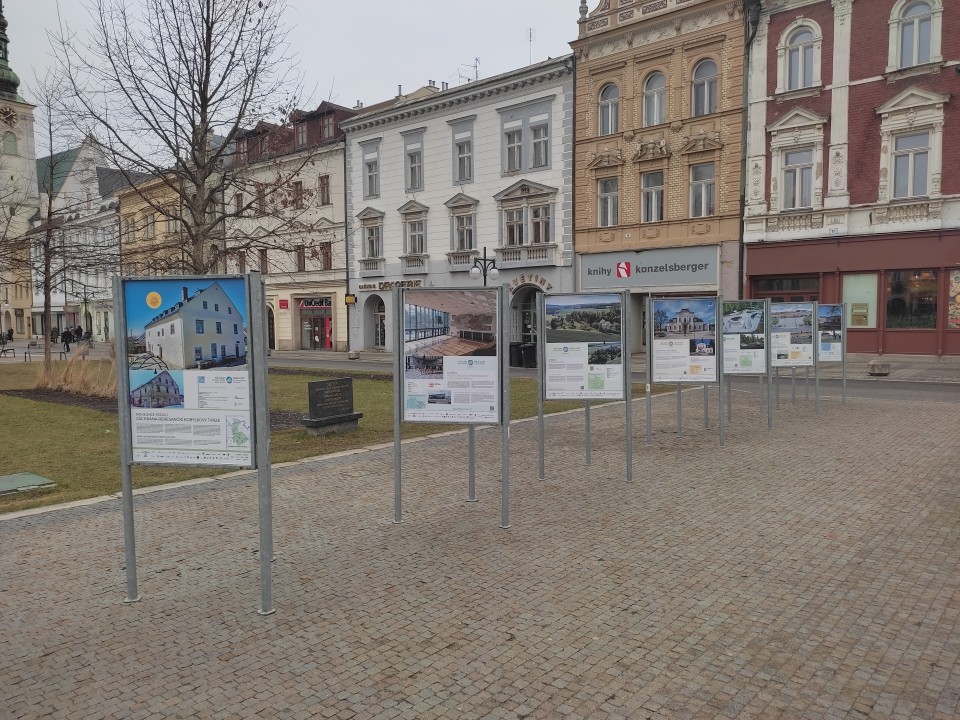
left=1, top=388, right=958, bottom=719
left=4, top=340, right=958, bottom=383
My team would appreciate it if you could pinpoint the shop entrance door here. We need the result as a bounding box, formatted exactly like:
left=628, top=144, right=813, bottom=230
left=301, top=313, right=332, bottom=350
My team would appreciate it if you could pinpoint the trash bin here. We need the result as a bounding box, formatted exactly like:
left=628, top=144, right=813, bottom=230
left=521, top=343, right=537, bottom=368
left=509, top=342, right=523, bottom=367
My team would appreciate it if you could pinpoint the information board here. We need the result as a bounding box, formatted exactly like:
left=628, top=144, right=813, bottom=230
left=543, top=292, right=625, bottom=400
left=650, top=297, right=718, bottom=383
left=401, top=288, right=501, bottom=424
left=817, top=304, right=844, bottom=363
left=122, top=277, right=253, bottom=467
left=770, top=301, right=815, bottom=367
left=721, top=300, right=768, bottom=375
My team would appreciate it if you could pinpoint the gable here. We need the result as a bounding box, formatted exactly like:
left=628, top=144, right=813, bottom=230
left=444, top=193, right=479, bottom=209
left=586, top=148, right=625, bottom=170
left=679, top=131, right=724, bottom=155
left=493, top=179, right=558, bottom=201
left=876, top=87, right=950, bottom=116
left=356, top=206, right=385, bottom=221
left=767, top=108, right=829, bottom=133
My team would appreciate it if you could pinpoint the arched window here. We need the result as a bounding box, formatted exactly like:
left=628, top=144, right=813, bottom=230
left=643, top=72, right=666, bottom=127
left=1, top=131, right=17, bottom=155
left=598, top=84, right=619, bottom=136
left=899, top=2, right=932, bottom=67
left=888, top=0, right=942, bottom=73
left=787, top=29, right=815, bottom=89
left=691, top=60, right=717, bottom=117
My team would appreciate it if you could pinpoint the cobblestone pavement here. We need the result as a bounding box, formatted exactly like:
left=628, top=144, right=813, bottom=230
left=1, top=390, right=958, bottom=719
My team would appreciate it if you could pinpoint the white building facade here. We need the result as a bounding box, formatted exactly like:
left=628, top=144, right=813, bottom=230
left=342, top=58, right=576, bottom=358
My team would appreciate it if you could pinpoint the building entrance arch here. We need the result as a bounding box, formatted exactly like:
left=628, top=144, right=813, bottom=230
left=362, top=294, right=387, bottom=350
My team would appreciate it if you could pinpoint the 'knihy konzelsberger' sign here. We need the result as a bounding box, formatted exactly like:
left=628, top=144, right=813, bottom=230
left=580, top=246, right=718, bottom=290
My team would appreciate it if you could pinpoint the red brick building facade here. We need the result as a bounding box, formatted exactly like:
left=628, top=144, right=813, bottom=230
left=743, top=0, right=959, bottom=355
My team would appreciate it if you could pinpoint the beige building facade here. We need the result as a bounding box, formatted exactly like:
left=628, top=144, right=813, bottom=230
left=572, top=0, right=746, bottom=349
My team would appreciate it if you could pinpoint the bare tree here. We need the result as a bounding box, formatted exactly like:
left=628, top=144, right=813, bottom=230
left=54, top=0, right=322, bottom=274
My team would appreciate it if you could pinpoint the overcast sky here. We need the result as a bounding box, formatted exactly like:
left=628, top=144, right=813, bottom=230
left=6, top=0, right=582, bottom=112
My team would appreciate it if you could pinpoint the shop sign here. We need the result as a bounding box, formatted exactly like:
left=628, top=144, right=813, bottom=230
left=508, top=273, right=553, bottom=295
left=357, top=280, right=423, bottom=292
left=581, top=246, right=718, bottom=290
left=299, top=297, right=331, bottom=309
left=278, top=299, right=289, bottom=310
left=344, top=294, right=357, bottom=305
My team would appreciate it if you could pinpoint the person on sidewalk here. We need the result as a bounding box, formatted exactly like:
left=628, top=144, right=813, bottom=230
left=60, top=328, right=73, bottom=352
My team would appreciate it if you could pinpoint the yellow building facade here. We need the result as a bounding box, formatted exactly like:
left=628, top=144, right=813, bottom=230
left=572, top=0, right=746, bottom=341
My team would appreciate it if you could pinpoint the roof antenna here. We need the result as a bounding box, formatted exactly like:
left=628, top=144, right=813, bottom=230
left=527, top=28, right=536, bottom=65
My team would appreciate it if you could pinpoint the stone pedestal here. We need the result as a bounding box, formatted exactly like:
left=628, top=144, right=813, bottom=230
left=301, top=378, right=363, bottom=435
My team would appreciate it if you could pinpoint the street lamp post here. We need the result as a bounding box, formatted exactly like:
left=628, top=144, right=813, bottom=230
left=468, top=247, right=499, bottom=287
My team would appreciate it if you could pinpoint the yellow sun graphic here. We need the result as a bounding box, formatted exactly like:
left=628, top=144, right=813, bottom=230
left=146, top=292, right=162, bottom=309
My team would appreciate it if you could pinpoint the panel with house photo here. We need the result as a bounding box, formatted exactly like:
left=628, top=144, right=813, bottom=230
left=122, top=277, right=253, bottom=467
left=650, top=297, right=718, bottom=383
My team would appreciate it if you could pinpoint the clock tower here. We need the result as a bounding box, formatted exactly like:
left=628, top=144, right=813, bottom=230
left=0, top=0, right=40, bottom=338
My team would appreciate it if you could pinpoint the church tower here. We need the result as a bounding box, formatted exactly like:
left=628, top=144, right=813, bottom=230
left=0, top=0, right=40, bottom=338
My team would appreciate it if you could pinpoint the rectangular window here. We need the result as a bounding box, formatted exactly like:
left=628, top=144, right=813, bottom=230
left=531, top=125, right=549, bottom=168
left=322, top=115, right=335, bottom=139
left=202, top=301, right=208, bottom=309
left=194, top=347, right=202, bottom=362
left=641, top=171, right=664, bottom=223
left=211, top=343, right=218, bottom=359
left=456, top=215, right=474, bottom=251
left=456, top=141, right=472, bottom=181
left=893, top=132, right=929, bottom=198
left=531, top=205, right=550, bottom=244
left=407, top=150, right=423, bottom=191
left=885, top=269, right=937, bottom=329
left=256, top=183, right=266, bottom=214
left=407, top=220, right=425, bottom=255
left=690, top=163, right=716, bottom=217
left=296, top=245, right=306, bottom=272
left=170, top=323, right=175, bottom=335
left=196, top=320, right=205, bottom=334
left=144, top=214, right=155, bottom=239
left=598, top=178, right=619, bottom=227
left=234, top=192, right=244, bottom=215
left=505, top=209, right=524, bottom=246
left=365, top=160, right=379, bottom=198
left=318, top=175, right=331, bottom=205
left=259, top=248, right=269, bottom=274
left=292, top=181, right=304, bottom=209
left=319, top=242, right=332, bottom=270
left=366, top=225, right=382, bottom=258
left=216, top=321, right=222, bottom=334
left=506, top=130, right=523, bottom=172
left=166, top=214, right=179, bottom=235
left=237, top=252, right=246, bottom=274
left=233, top=324, right=239, bottom=334
left=214, top=304, right=219, bottom=312
left=236, top=140, right=246, bottom=165
left=296, top=123, right=307, bottom=147
left=783, top=149, right=814, bottom=209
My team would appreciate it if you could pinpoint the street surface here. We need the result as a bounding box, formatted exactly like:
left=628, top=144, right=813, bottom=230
left=2, top=384, right=958, bottom=719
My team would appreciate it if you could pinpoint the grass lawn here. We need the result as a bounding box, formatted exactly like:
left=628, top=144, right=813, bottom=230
left=0, top=361, right=655, bottom=514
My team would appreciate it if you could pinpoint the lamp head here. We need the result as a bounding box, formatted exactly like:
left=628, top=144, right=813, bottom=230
left=488, top=267, right=500, bottom=281
left=469, top=266, right=481, bottom=280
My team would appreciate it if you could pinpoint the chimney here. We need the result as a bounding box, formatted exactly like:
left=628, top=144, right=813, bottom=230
left=182, top=287, right=188, bottom=301
left=428, top=79, right=436, bottom=87
left=442, top=82, right=449, bottom=91
left=397, top=84, right=402, bottom=97
left=354, top=100, right=364, bottom=109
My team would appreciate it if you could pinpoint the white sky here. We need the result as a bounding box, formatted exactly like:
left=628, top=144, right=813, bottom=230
left=6, top=0, right=582, bottom=111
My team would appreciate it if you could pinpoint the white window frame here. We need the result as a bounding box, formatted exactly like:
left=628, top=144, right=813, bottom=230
left=406, top=149, right=423, bottom=192
left=689, top=163, right=716, bottom=218
left=531, top=204, right=550, bottom=244
left=365, top=160, right=379, bottom=199
left=364, top=224, right=382, bottom=259
left=641, top=170, right=664, bottom=223
left=296, top=123, right=307, bottom=147
left=598, top=177, right=619, bottom=228
left=782, top=148, right=815, bottom=210
left=505, top=129, right=523, bottom=172
left=776, top=20, right=823, bottom=94
left=599, top=84, right=620, bottom=136
left=531, top=125, right=549, bottom=168
left=887, top=0, right=942, bottom=73
left=643, top=72, right=666, bottom=128
left=691, top=60, right=717, bottom=117
left=455, top=213, right=474, bottom=251
left=892, top=132, right=930, bottom=199
left=876, top=87, right=946, bottom=204
left=505, top=208, right=525, bottom=246
left=406, top=218, right=426, bottom=255
left=767, top=109, right=827, bottom=214
left=456, top=140, right=473, bottom=182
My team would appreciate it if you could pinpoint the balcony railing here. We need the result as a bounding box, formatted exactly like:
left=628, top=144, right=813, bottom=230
left=401, top=254, right=429, bottom=274
left=495, top=243, right=557, bottom=268
left=359, top=257, right=385, bottom=277
left=447, top=249, right=477, bottom=272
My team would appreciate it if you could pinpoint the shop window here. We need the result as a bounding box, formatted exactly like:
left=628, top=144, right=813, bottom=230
left=885, top=269, right=937, bottom=329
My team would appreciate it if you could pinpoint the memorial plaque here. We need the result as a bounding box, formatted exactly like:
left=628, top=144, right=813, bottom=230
left=303, top=378, right=363, bottom=435
left=308, top=378, right=354, bottom=419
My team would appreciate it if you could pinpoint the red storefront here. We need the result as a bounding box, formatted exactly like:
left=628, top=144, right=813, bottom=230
left=746, top=229, right=960, bottom=357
